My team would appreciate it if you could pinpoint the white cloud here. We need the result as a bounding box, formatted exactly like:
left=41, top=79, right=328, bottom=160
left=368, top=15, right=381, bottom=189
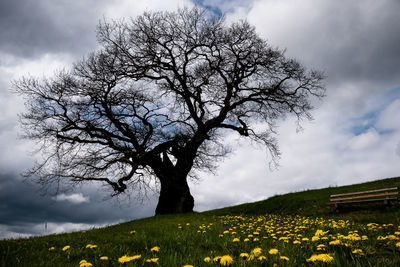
left=348, top=128, right=380, bottom=150
left=377, top=99, right=400, bottom=131
left=396, top=142, right=400, bottom=157
left=54, top=193, right=90, bottom=204
left=193, top=89, right=400, bottom=211
left=37, top=222, right=103, bottom=235
left=0, top=222, right=107, bottom=239
left=0, top=226, right=32, bottom=240
left=0, top=53, right=76, bottom=173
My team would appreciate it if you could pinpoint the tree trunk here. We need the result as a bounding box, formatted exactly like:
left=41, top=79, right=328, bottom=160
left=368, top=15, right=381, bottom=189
left=150, top=144, right=201, bottom=215
left=155, top=172, right=194, bottom=215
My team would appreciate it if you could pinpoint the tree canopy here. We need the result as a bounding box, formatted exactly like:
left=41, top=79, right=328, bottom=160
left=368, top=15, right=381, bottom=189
left=15, top=7, right=325, bottom=214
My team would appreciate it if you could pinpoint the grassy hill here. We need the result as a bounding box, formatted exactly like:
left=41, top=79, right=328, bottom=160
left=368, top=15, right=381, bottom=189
left=206, top=176, right=400, bottom=224
left=1, top=176, right=400, bottom=266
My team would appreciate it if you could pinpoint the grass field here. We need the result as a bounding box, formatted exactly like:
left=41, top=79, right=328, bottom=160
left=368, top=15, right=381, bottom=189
left=1, top=176, right=400, bottom=266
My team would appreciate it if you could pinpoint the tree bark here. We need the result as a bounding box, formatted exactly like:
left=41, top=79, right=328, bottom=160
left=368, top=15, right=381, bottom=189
left=155, top=172, right=194, bottom=215
left=149, top=151, right=196, bottom=215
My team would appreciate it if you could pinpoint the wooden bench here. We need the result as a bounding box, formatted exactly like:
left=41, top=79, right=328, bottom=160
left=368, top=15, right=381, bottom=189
left=328, top=187, right=398, bottom=208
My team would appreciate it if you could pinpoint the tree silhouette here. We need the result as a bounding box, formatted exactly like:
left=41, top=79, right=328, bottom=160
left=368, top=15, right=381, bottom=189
left=14, top=7, right=325, bottom=215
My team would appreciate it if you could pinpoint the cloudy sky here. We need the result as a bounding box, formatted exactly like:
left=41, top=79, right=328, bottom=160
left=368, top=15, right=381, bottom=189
left=1, top=0, right=400, bottom=239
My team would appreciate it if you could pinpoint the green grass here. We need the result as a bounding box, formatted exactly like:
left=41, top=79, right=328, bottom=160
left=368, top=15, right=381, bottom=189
left=1, top=176, right=400, bottom=266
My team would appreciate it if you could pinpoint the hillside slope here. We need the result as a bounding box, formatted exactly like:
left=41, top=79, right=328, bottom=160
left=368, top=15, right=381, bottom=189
left=205, top=176, right=400, bottom=224
left=1, top=176, right=400, bottom=266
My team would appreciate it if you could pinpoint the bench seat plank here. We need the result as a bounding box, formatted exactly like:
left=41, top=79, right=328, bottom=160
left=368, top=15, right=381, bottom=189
left=331, top=192, right=398, bottom=202
left=328, top=187, right=398, bottom=207
left=330, top=187, right=398, bottom=198
left=328, top=197, right=398, bottom=206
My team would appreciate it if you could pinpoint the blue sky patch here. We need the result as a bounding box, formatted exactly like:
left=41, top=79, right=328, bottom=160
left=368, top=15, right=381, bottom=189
left=192, top=0, right=223, bottom=17
left=350, top=86, right=400, bottom=136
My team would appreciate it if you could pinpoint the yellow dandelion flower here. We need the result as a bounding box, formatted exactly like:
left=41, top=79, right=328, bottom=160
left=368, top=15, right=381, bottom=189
left=280, top=256, right=289, bottom=261
left=213, top=256, right=222, bottom=262
left=232, top=238, right=240, bottom=242
left=329, top=239, right=341, bottom=245
left=306, top=254, right=334, bottom=263
left=220, top=255, right=233, bottom=266
left=151, top=246, right=160, bottom=252
left=79, top=260, right=93, bottom=267
left=314, top=230, right=329, bottom=236
left=239, top=253, right=249, bottom=259
left=86, top=244, right=97, bottom=249
left=130, top=230, right=136, bottom=235
left=204, top=257, right=211, bottom=262
left=183, top=265, right=193, bottom=267
left=251, top=247, right=262, bottom=257
left=312, top=236, right=320, bottom=242
left=62, top=245, right=70, bottom=251
left=118, top=255, right=131, bottom=263
left=302, top=237, right=309, bottom=241
left=258, top=255, right=267, bottom=261
left=293, top=240, right=301, bottom=245
left=100, top=256, right=108, bottom=260
left=146, top=258, right=159, bottom=263
left=269, top=248, right=278, bottom=255
left=118, top=255, right=141, bottom=263
left=352, top=249, right=364, bottom=255
left=244, top=238, right=250, bottom=242
left=48, top=247, right=55, bottom=251
left=80, top=262, right=93, bottom=267
left=396, top=242, right=400, bottom=247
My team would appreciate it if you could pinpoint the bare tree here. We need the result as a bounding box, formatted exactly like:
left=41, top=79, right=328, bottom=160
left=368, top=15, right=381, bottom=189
left=14, top=7, right=325, bottom=215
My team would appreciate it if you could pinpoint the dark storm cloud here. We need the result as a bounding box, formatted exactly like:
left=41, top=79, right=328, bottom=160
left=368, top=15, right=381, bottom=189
left=248, top=1, right=400, bottom=91
left=0, top=0, right=108, bottom=59
left=0, top=172, right=156, bottom=238
left=320, top=2, right=400, bottom=88
left=317, top=3, right=400, bottom=88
